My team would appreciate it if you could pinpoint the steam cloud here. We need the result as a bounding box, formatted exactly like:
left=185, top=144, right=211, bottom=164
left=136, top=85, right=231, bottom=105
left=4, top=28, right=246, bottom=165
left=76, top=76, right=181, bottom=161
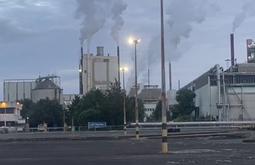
left=232, top=0, right=254, bottom=32
left=75, top=0, right=127, bottom=48
left=111, top=0, right=127, bottom=44
left=138, top=0, right=216, bottom=85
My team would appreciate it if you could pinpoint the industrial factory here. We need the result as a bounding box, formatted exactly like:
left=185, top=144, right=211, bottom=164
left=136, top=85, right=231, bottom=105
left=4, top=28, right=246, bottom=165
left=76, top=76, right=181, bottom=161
left=183, top=34, right=255, bottom=121
left=79, top=46, right=119, bottom=95
left=3, top=75, right=63, bottom=104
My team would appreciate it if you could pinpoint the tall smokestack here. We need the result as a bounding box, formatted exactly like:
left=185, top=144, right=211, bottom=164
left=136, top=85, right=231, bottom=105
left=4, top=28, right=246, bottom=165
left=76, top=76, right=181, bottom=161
left=117, top=46, right=120, bottom=86
left=79, top=46, right=84, bottom=95
left=148, top=68, right=150, bottom=86
left=230, top=33, right=235, bottom=67
left=169, top=62, right=172, bottom=90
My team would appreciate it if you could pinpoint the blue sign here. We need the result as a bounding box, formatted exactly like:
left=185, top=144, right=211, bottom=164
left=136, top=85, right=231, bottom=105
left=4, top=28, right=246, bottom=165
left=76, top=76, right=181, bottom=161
left=88, top=122, right=107, bottom=129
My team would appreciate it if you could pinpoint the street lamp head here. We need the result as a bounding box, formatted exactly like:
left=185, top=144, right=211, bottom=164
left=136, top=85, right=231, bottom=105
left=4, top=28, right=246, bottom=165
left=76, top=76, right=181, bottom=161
left=0, top=102, right=7, bottom=108
left=128, top=37, right=134, bottom=45
left=120, top=66, right=129, bottom=72
left=128, top=36, right=141, bottom=45
left=79, top=69, right=82, bottom=73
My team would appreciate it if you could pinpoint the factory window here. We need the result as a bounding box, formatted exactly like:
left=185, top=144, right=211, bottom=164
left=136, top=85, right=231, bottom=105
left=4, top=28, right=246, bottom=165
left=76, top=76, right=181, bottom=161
left=0, top=121, right=4, bottom=126
left=0, top=108, right=15, bottom=114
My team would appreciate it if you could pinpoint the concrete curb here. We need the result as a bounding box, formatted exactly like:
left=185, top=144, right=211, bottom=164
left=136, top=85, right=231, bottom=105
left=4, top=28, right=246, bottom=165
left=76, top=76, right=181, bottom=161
left=0, top=131, right=248, bottom=142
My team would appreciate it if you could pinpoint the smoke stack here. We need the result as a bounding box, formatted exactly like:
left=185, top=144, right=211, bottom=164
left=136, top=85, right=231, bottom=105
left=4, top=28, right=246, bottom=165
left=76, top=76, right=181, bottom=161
left=117, top=46, right=120, bottom=86
left=79, top=46, right=84, bottom=95
left=169, top=62, right=172, bottom=90
left=230, top=33, right=235, bottom=66
left=97, top=46, right=104, bottom=56
left=148, top=68, right=150, bottom=86
left=178, top=80, right=181, bottom=90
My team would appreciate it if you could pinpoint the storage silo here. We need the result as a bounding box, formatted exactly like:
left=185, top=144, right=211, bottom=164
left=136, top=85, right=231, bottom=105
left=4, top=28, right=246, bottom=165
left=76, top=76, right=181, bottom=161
left=31, top=76, right=63, bottom=104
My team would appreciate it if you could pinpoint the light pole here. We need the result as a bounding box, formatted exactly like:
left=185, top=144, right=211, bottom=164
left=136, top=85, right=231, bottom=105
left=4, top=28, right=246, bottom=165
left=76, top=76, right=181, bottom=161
left=160, top=0, right=168, bottom=153
left=129, top=37, right=141, bottom=140
left=3, top=102, right=7, bottom=127
left=120, top=67, right=128, bottom=135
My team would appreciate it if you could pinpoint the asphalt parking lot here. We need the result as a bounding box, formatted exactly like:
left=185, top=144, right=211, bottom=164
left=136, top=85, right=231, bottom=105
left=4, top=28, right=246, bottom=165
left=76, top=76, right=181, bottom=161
left=0, top=135, right=255, bottom=165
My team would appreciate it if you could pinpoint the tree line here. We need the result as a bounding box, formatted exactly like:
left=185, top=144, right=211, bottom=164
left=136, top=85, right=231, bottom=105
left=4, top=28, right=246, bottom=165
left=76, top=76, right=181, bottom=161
left=21, top=84, right=145, bottom=127
left=20, top=85, right=197, bottom=127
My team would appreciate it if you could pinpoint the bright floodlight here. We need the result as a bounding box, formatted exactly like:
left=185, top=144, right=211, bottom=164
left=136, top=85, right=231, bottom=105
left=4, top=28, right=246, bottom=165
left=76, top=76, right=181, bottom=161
left=128, top=37, right=134, bottom=45
left=128, top=37, right=141, bottom=45
left=120, top=67, right=128, bottom=72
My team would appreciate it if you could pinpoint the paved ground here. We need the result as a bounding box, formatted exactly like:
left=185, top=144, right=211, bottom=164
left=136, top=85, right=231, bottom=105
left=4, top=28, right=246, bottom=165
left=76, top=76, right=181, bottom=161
left=0, top=136, right=255, bottom=165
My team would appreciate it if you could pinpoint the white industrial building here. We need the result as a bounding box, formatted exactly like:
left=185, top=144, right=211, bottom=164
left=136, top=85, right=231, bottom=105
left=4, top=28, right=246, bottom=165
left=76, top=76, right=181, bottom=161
left=79, top=46, right=118, bottom=95
left=3, top=75, right=63, bottom=104
left=3, top=79, right=36, bottom=104
left=138, top=85, right=161, bottom=121
left=183, top=35, right=255, bottom=121
left=63, top=94, right=82, bottom=108
left=167, top=89, right=178, bottom=107
left=0, top=102, right=25, bottom=129
left=184, top=64, right=255, bottom=121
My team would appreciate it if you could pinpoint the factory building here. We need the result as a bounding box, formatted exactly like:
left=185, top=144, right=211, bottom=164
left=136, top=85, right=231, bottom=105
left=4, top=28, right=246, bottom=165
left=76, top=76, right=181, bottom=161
left=183, top=34, right=255, bottom=121
left=31, top=75, right=63, bottom=104
left=3, top=75, right=63, bottom=104
left=0, top=101, right=25, bottom=130
left=138, top=85, right=161, bottom=121
left=167, top=89, right=178, bottom=107
left=63, top=94, right=82, bottom=108
left=3, top=79, right=36, bottom=104
left=79, top=46, right=118, bottom=95
left=184, top=64, right=255, bottom=121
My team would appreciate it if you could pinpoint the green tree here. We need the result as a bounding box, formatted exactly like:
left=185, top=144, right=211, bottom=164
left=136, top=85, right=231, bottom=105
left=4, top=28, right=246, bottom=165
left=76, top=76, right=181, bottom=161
left=66, top=95, right=81, bottom=125
left=125, top=96, right=145, bottom=123
left=20, top=99, right=35, bottom=119
left=74, top=89, right=106, bottom=126
left=27, top=99, right=63, bottom=127
left=172, top=89, right=196, bottom=121
left=68, top=83, right=145, bottom=126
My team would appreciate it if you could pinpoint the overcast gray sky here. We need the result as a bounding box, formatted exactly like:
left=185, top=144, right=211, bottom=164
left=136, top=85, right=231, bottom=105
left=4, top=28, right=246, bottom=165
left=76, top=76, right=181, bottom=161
left=1, top=0, right=255, bottom=99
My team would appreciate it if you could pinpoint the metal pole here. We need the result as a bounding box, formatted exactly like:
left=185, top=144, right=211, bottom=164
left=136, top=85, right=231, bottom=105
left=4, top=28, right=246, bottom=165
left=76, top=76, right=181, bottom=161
left=122, top=70, right=127, bottom=135
left=4, top=107, right=6, bottom=127
left=217, top=65, right=221, bottom=121
left=160, top=0, right=168, bottom=153
left=169, top=62, right=172, bottom=90
left=222, top=71, right=227, bottom=121
left=148, top=68, right=150, bottom=86
left=117, top=46, right=121, bottom=86
left=63, top=108, right=66, bottom=132
left=79, top=46, right=84, bottom=95
left=71, top=117, right=74, bottom=132
left=134, top=41, right=139, bottom=140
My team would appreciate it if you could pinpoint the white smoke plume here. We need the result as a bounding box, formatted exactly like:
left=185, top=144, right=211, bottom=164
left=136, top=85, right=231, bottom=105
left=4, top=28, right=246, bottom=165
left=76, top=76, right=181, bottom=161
left=232, top=0, right=254, bottom=32
left=111, top=0, right=127, bottom=44
left=75, top=0, right=127, bottom=48
left=131, top=0, right=219, bottom=88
